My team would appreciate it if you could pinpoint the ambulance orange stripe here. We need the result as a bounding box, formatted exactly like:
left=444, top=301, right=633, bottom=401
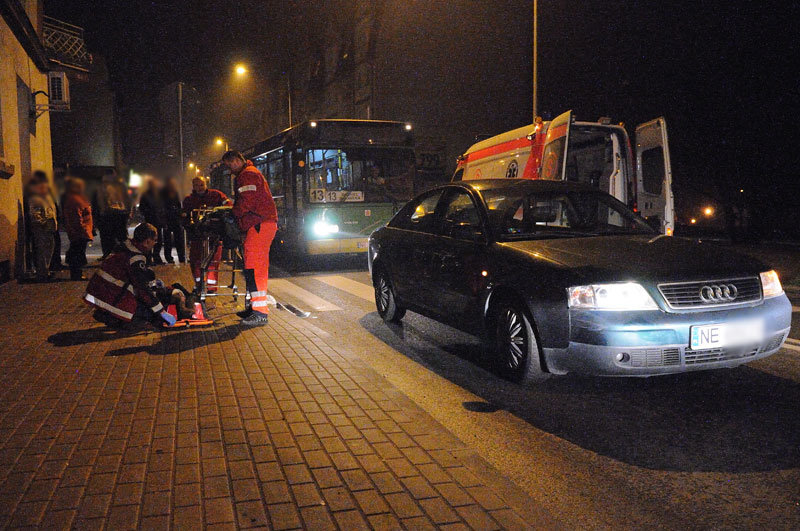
left=466, top=137, right=532, bottom=163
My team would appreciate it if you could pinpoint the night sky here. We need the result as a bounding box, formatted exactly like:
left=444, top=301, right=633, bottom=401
left=45, top=0, right=800, bottom=234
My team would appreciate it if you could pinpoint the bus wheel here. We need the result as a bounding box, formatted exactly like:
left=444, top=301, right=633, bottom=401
left=374, top=269, right=405, bottom=323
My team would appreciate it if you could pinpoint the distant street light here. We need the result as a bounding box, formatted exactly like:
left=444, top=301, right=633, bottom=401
left=690, top=218, right=697, bottom=224
left=215, top=137, right=229, bottom=151
left=233, top=63, right=292, bottom=128
left=188, top=162, right=195, bottom=169
left=703, top=207, right=714, bottom=217
left=739, top=189, right=744, bottom=193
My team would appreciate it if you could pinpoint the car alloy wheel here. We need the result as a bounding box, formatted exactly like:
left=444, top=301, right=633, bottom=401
left=498, top=307, right=527, bottom=370
left=493, top=302, right=545, bottom=383
left=374, top=269, right=406, bottom=323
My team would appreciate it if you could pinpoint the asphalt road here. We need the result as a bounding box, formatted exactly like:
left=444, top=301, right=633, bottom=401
left=259, top=258, right=800, bottom=529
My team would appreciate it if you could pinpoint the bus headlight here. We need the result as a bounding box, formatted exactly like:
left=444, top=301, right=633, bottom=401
left=313, top=221, right=339, bottom=236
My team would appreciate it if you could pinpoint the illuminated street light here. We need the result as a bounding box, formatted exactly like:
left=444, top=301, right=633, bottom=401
left=739, top=189, right=744, bottom=193
left=690, top=218, right=697, bottom=224
left=404, top=123, right=412, bottom=131
left=703, top=207, right=714, bottom=217
left=215, top=137, right=229, bottom=151
left=235, top=64, right=247, bottom=76
left=188, top=162, right=195, bottom=169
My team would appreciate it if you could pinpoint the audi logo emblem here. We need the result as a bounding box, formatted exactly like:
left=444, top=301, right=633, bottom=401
left=699, top=283, right=738, bottom=303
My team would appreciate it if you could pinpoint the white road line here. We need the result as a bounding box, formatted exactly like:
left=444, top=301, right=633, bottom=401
left=313, top=275, right=375, bottom=303
left=782, top=342, right=800, bottom=354
left=269, top=279, right=342, bottom=312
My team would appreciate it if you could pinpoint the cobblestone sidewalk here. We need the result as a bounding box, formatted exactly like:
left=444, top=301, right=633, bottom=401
left=0, top=267, right=537, bottom=529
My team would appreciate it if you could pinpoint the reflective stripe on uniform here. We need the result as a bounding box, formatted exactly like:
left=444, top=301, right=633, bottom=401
left=151, top=302, right=164, bottom=313
left=207, top=279, right=217, bottom=285
left=250, top=290, right=267, bottom=298
left=84, top=294, right=134, bottom=320
left=252, top=300, right=269, bottom=308
left=97, top=270, right=136, bottom=294
left=238, top=185, right=257, bottom=193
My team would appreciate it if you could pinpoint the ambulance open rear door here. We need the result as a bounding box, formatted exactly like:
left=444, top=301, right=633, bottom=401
left=635, top=117, right=675, bottom=235
left=539, top=110, right=572, bottom=181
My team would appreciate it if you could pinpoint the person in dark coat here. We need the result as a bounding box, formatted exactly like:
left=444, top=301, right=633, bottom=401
left=137, top=178, right=167, bottom=265
left=92, top=169, right=131, bottom=258
left=161, top=177, right=186, bottom=264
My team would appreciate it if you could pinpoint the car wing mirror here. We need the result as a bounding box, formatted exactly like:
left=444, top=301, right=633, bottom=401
left=448, top=221, right=484, bottom=242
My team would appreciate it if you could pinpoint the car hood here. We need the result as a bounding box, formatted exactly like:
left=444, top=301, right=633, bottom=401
left=500, top=235, right=768, bottom=283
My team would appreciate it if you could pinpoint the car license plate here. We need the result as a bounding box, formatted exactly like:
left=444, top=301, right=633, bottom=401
left=690, top=319, right=764, bottom=350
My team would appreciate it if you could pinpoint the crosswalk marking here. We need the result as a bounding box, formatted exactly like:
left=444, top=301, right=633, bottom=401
left=269, top=279, right=342, bottom=312
left=313, top=275, right=375, bottom=303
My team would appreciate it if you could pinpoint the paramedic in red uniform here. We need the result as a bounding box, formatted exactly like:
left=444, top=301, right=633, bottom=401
left=222, top=150, right=278, bottom=325
left=182, top=176, right=230, bottom=292
left=84, top=223, right=178, bottom=329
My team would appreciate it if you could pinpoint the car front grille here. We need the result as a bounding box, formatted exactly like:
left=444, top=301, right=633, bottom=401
left=759, top=330, right=788, bottom=353
left=629, top=348, right=680, bottom=368
left=684, top=345, right=759, bottom=365
left=618, top=332, right=787, bottom=369
left=657, top=276, right=762, bottom=310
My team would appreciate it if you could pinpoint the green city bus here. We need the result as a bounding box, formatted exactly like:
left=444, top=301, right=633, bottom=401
left=241, top=119, right=418, bottom=257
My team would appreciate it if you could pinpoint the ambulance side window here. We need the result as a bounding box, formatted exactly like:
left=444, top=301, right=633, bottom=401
left=540, top=138, right=565, bottom=180
left=452, top=169, right=464, bottom=182
left=641, top=147, right=665, bottom=195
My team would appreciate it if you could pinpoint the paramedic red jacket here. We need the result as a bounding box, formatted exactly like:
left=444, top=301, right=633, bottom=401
left=84, top=240, right=164, bottom=321
left=232, top=161, right=278, bottom=231
left=182, top=188, right=230, bottom=236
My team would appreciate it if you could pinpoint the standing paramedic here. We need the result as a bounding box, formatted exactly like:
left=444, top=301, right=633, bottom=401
left=183, top=176, right=230, bottom=292
left=222, top=150, right=278, bottom=326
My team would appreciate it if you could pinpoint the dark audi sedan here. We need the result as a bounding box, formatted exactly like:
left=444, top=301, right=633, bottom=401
left=367, top=179, right=791, bottom=382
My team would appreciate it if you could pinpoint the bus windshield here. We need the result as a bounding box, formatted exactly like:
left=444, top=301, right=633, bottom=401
left=306, top=147, right=415, bottom=203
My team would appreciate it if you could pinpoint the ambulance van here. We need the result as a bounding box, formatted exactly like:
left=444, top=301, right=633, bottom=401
left=453, top=110, right=675, bottom=235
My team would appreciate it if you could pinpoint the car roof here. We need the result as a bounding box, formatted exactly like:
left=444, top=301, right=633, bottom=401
left=452, top=178, right=598, bottom=194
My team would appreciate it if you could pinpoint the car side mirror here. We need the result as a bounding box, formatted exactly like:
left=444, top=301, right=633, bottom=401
left=448, top=221, right=483, bottom=242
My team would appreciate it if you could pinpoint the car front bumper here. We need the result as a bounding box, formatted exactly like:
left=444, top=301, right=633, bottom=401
left=542, top=295, right=792, bottom=376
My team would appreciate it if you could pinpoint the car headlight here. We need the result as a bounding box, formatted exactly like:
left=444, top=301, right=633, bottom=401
left=760, top=270, right=783, bottom=298
left=568, top=282, right=658, bottom=311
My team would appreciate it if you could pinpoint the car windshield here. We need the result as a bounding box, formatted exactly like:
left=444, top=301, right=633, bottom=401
left=481, top=188, right=655, bottom=240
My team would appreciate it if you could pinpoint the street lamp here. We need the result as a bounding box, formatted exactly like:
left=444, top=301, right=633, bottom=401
left=215, top=137, right=229, bottom=151
left=233, top=63, right=292, bottom=128
left=188, top=162, right=195, bottom=169
left=703, top=206, right=714, bottom=217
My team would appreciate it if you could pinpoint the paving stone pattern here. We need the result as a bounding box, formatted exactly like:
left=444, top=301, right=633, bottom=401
left=0, top=269, right=530, bottom=529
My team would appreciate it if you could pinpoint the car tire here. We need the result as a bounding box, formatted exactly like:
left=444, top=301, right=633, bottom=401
left=492, top=301, right=547, bottom=384
left=374, top=268, right=406, bottom=323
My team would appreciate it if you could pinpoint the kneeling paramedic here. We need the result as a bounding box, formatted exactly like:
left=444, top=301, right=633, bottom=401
left=84, top=223, right=180, bottom=328
left=222, top=150, right=278, bottom=326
